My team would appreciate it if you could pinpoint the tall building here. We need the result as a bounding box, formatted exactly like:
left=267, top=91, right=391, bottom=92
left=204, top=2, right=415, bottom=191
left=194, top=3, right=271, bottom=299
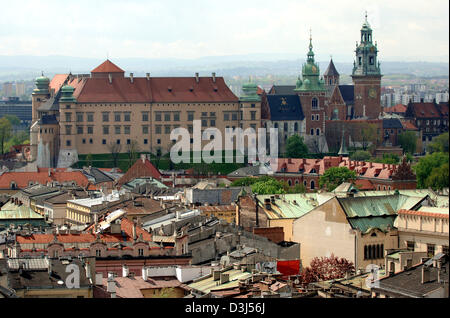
left=351, top=13, right=382, bottom=119
left=29, top=61, right=262, bottom=168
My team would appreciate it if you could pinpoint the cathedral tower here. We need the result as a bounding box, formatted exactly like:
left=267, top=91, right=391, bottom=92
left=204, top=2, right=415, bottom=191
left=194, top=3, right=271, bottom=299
left=351, top=13, right=382, bottom=119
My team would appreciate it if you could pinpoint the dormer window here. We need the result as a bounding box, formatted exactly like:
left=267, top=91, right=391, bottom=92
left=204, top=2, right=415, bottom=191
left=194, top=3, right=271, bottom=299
left=10, top=181, right=17, bottom=190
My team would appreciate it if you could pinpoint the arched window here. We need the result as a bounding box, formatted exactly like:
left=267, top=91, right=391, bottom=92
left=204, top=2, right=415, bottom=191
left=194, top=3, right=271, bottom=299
left=303, top=180, right=307, bottom=186
left=295, top=180, right=299, bottom=185
left=329, top=79, right=332, bottom=85
left=294, top=123, right=298, bottom=132
left=312, top=98, right=319, bottom=110
left=310, top=180, right=315, bottom=190
left=316, top=128, right=320, bottom=136
left=310, top=129, right=314, bottom=135
left=288, top=180, right=292, bottom=186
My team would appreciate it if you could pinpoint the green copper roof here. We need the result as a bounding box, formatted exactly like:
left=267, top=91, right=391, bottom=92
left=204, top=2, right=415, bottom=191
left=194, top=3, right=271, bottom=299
left=33, top=73, right=50, bottom=95
left=59, top=85, right=77, bottom=103
left=240, top=77, right=261, bottom=102
left=294, top=34, right=326, bottom=92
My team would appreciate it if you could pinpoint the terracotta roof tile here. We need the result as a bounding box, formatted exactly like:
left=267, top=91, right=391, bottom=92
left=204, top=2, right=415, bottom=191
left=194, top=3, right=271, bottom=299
left=0, top=171, right=89, bottom=189
left=385, top=104, right=407, bottom=114
left=398, top=209, right=449, bottom=219
left=91, top=60, right=125, bottom=73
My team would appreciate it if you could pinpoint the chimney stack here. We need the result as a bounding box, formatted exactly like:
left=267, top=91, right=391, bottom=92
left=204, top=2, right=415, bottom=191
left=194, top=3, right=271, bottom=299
left=142, top=266, right=148, bottom=281
left=107, top=273, right=116, bottom=298
left=146, top=73, right=150, bottom=81
left=130, top=73, right=134, bottom=83
left=421, top=266, right=430, bottom=284
left=195, top=73, right=199, bottom=83
left=132, top=218, right=137, bottom=241
left=212, top=72, right=216, bottom=83
left=122, top=264, right=129, bottom=278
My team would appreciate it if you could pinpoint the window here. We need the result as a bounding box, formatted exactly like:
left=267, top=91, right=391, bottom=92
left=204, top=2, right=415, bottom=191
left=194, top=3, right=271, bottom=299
left=210, top=120, right=216, bottom=126
left=116, top=139, right=121, bottom=145
left=102, top=139, right=106, bottom=145
left=294, top=123, right=298, bottom=131
left=164, top=113, right=171, bottom=121
left=251, top=104, right=255, bottom=108
left=142, top=126, right=149, bottom=134
left=310, top=180, right=315, bottom=190
left=232, top=113, right=238, bottom=121
left=251, top=111, right=256, bottom=120
left=142, top=112, right=149, bottom=122
left=138, top=248, right=144, bottom=256
left=310, top=129, right=314, bottom=135
left=188, top=112, right=194, bottom=121
left=407, top=241, right=415, bottom=251
left=165, top=125, right=171, bottom=134
left=65, top=125, right=72, bottom=135
left=157, top=139, right=161, bottom=145
left=89, top=138, right=93, bottom=144
left=144, top=139, right=148, bottom=145
left=115, top=112, right=121, bottom=122
left=124, top=112, right=131, bottom=122
left=127, top=139, right=131, bottom=145
left=87, top=113, right=94, bottom=122
left=155, top=112, right=162, bottom=121
left=65, top=113, right=72, bottom=122
left=103, top=126, right=109, bottom=135
left=202, top=120, right=207, bottom=126
left=316, top=128, right=320, bottom=136
left=427, top=244, right=435, bottom=258
left=87, top=126, right=93, bottom=134
left=359, top=57, right=362, bottom=65
left=96, top=250, right=101, bottom=257
left=312, top=98, right=319, bottom=110
left=124, top=126, right=130, bottom=135
left=311, top=115, right=315, bottom=121
left=224, top=113, right=230, bottom=121
left=155, top=125, right=161, bottom=134
left=284, top=123, right=288, bottom=132
left=102, top=112, right=109, bottom=122
left=76, top=112, right=83, bottom=122
left=174, top=113, right=180, bottom=121
left=66, top=140, right=71, bottom=147
left=370, top=56, right=374, bottom=65
left=115, top=126, right=121, bottom=134
left=77, top=126, right=83, bottom=134
left=210, top=112, right=216, bottom=117
left=188, top=125, right=193, bottom=133
left=202, top=112, right=208, bottom=117
left=316, top=115, right=319, bottom=121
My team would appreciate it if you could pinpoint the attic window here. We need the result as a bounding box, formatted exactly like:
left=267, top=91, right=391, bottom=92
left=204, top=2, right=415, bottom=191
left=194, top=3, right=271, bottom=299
left=189, top=87, right=194, bottom=92
left=213, top=86, right=218, bottom=92
left=168, top=86, right=172, bottom=92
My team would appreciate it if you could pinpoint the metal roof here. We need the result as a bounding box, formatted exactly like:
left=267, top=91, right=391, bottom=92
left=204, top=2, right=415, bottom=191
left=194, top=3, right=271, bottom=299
left=188, top=269, right=252, bottom=294
left=257, top=193, right=325, bottom=219
left=0, top=202, right=45, bottom=220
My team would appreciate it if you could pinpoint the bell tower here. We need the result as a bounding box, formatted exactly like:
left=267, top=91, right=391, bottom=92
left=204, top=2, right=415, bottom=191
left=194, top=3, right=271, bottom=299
left=352, top=12, right=382, bottom=119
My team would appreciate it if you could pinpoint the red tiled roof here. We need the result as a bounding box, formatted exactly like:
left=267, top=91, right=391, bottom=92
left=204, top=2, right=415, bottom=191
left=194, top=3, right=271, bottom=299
left=354, top=179, right=375, bottom=190
left=49, top=74, right=69, bottom=94
left=401, top=120, right=419, bottom=131
left=17, top=218, right=152, bottom=245
left=276, top=157, right=399, bottom=180
left=0, top=171, right=89, bottom=189
left=117, top=158, right=162, bottom=186
left=385, top=104, right=406, bottom=113
left=437, top=102, right=449, bottom=118
left=408, top=102, right=441, bottom=118
left=398, top=209, right=449, bottom=219
left=91, top=60, right=125, bottom=73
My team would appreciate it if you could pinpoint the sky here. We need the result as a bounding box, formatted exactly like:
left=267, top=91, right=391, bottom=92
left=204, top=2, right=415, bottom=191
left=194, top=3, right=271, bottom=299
left=0, top=0, right=448, bottom=62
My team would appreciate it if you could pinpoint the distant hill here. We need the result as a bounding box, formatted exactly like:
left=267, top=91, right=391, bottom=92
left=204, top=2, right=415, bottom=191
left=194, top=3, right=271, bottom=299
left=0, top=54, right=448, bottom=81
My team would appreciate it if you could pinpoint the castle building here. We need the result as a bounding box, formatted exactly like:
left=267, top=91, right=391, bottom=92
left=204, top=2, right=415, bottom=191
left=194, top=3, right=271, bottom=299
left=30, top=62, right=262, bottom=168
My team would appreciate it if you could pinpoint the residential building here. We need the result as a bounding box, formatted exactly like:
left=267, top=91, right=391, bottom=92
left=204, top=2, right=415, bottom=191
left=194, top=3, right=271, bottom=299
left=198, top=204, right=237, bottom=224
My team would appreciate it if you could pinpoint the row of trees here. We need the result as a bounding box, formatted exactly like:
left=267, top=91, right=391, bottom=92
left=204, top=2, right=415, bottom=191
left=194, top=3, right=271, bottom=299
left=0, top=115, right=29, bottom=155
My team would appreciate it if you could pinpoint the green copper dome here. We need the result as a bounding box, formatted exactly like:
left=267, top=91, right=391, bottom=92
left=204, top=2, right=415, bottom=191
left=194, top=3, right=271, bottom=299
left=240, top=77, right=261, bottom=102
left=33, top=73, right=50, bottom=95
left=294, top=33, right=326, bottom=92
left=59, top=85, right=76, bottom=103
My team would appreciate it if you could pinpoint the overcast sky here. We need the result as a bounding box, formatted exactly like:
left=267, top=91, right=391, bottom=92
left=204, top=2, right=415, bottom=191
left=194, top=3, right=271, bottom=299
left=0, top=0, right=448, bottom=62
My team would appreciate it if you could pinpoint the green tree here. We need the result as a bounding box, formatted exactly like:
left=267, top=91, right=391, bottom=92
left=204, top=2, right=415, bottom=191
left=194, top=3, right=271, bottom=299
left=287, top=183, right=307, bottom=194
left=285, top=135, right=308, bottom=158
left=360, top=124, right=379, bottom=151
left=251, top=177, right=286, bottom=195
left=350, top=150, right=371, bottom=161
left=319, top=167, right=357, bottom=191
left=377, top=153, right=400, bottom=164
left=0, top=117, right=12, bottom=154
left=86, top=153, right=93, bottom=167
left=428, top=132, right=449, bottom=154
left=398, top=131, right=417, bottom=154
left=415, top=152, right=449, bottom=189
left=425, top=163, right=449, bottom=191
left=4, top=115, right=20, bottom=126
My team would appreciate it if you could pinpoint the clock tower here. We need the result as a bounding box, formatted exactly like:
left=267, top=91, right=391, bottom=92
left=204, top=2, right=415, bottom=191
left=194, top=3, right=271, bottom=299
left=352, top=13, right=382, bottom=119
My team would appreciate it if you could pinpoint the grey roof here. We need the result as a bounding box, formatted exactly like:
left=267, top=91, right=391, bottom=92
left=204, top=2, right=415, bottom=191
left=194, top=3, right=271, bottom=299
left=338, top=85, right=355, bottom=105
left=227, top=165, right=273, bottom=178
left=266, top=95, right=305, bottom=121
left=81, top=167, right=115, bottom=184
left=383, top=118, right=404, bottom=129
left=270, top=85, right=296, bottom=95
left=374, top=255, right=449, bottom=298
left=324, top=59, right=340, bottom=77
left=37, top=95, right=59, bottom=112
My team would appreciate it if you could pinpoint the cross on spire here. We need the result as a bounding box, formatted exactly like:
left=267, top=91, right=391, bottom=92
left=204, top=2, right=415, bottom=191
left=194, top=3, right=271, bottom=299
left=365, top=10, right=368, bottom=22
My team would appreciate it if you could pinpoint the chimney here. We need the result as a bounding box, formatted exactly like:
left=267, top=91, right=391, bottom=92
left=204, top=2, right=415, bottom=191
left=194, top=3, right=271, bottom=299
left=212, top=72, right=216, bottom=83
left=213, top=270, right=221, bottom=281
left=220, top=273, right=230, bottom=285
left=421, top=266, right=430, bottom=284
left=130, top=73, right=134, bottom=83
left=142, top=266, right=148, bottom=281
left=122, top=264, right=129, bottom=278
left=108, top=74, right=112, bottom=84
left=146, top=73, right=150, bottom=81
left=195, top=73, right=199, bottom=83
left=95, top=272, right=103, bottom=285
left=48, top=168, right=51, bottom=177
left=141, top=154, right=146, bottom=163
left=107, top=273, right=116, bottom=298
left=132, top=218, right=137, bottom=241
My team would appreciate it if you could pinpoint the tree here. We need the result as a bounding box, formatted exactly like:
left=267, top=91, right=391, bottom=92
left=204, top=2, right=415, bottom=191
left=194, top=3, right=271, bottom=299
left=300, top=254, right=355, bottom=284
left=86, top=153, right=93, bottom=167
left=231, top=177, right=260, bottom=187
left=425, top=163, right=449, bottom=191
left=0, top=117, right=12, bottom=154
left=319, top=167, right=357, bottom=191
left=106, top=142, right=122, bottom=168
left=251, top=177, right=286, bottom=195
left=415, top=152, right=449, bottom=189
left=398, top=131, right=417, bottom=154
left=285, top=135, right=308, bottom=158
left=350, top=150, right=371, bottom=161
left=288, top=183, right=307, bottom=194
left=360, top=124, right=379, bottom=151
left=428, top=132, right=449, bottom=154
left=377, top=153, right=400, bottom=164
left=126, top=140, right=140, bottom=170
left=4, top=115, right=20, bottom=126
